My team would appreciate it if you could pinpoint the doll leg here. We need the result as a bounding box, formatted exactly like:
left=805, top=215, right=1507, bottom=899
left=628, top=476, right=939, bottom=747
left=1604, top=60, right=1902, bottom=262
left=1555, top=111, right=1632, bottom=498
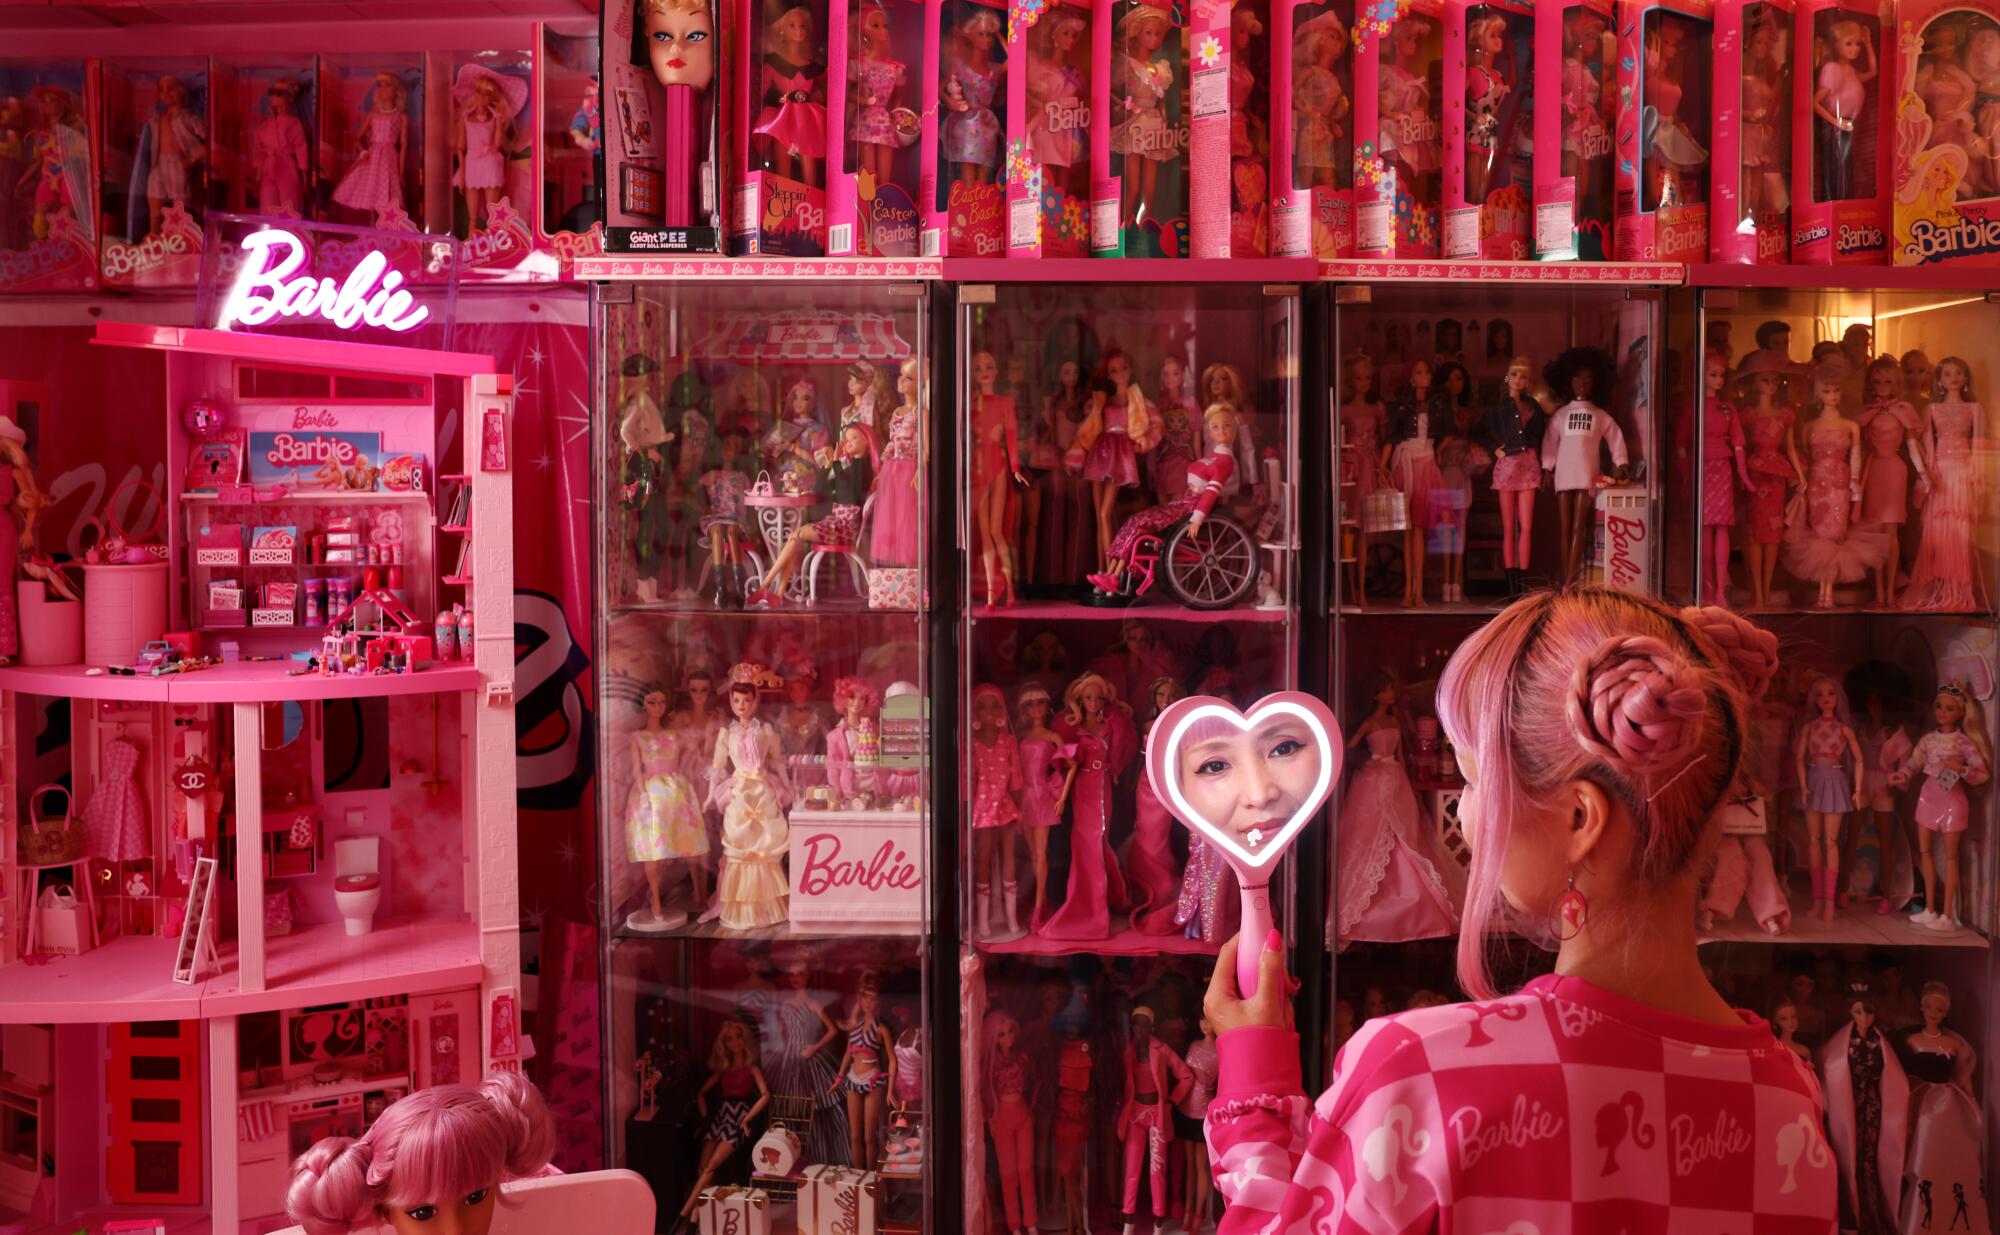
left=999, top=822, right=1021, bottom=932
left=684, top=854, right=710, bottom=910
left=1498, top=491, right=1518, bottom=570
left=1708, top=525, right=1732, bottom=606
left=1873, top=806, right=1899, bottom=912
left=1027, top=824, right=1050, bottom=925
left=1060, top=1147, right=1086, bottom=1235
left=1742, top=835, right=1791, bottom=933
left=1146, top=1113, right=1169, bottom=1218
left=1141, top=159, right=1160, bottom=228
left=1404, top=523, right=1427, bottom=606
left=1941, top=830, right=1963, bottom=923
left=1185, top=1135, right=1212, bottom=1233
left=1916, top=825, right=1939, bottom=918
left=1700, top=836, right=1747, bottom=929
left=681, top=1138, right=734, bottom=1217
left=1876, top=525, right=1899, bottom=606
left=994, top=1101, right=1038, bottom=1231
left=1120, top=1116, right=1147, bottom=1218
left=1759, top=534, right=1782, bottom=604
left=846, top=1084, right=868, bottom=1169
left=1025, top=487, right=1042, bottom=582
left=643, top=859, right=665, bottom=919
left=1123, top=151, right=1144, bottom=226
left=1095, top=480, right=1119, bottom=563
left=974, top=826, right=998, bottom=936
left=1803, top=811, right=1826, bottom=919
left=1837, top=810, right=1864, bottom=909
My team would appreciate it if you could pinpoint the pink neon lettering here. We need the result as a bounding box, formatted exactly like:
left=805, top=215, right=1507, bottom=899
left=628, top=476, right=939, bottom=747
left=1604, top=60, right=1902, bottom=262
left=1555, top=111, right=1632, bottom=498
left=217, top=229, right=428, bottom=334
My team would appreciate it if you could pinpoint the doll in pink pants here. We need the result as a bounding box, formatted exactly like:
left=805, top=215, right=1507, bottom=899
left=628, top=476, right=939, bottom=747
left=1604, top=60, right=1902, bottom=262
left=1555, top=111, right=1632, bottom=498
left=1699, top=774, right=1789, bottom=934
left=982, top=1011, right=1038, bottom=1235
left=1116, top=1006, right=1190, bottom=1233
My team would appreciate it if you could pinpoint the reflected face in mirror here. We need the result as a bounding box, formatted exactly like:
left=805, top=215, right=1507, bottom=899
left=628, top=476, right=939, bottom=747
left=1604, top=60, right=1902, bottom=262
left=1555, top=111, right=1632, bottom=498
left=645, top=1, right=717, bottom=91
left=1175, top=715, right=1323, bottom=854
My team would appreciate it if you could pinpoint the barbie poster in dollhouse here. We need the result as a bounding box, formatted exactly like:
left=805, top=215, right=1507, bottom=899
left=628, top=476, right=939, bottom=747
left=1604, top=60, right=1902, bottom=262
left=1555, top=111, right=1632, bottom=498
left=0, top=60, right=96, bottom=293
left=99, top=59, right=212, bottom=289
left=538, top=24, right=608, bottom=266
left=1890, top=0, right=2000, bottom=266
left=320, top=57, right=425, bottom=233
left=446, top=54, right=536, bottom=271
left=218, top=62, right=316, bottom=223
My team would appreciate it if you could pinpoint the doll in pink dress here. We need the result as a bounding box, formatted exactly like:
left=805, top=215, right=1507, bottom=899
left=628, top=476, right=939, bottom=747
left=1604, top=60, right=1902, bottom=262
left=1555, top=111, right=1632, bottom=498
left=847, top=1, right=908, bottom=186
left=708, top=668, right=794, bottom=929
left=1116, top=1006, right=1191, bottom=1230
left=971, top=350, right=1026, bottom=607
left=1813, top=18, right=1878, bottom=201
left=1890, top=682, right=1990, bottom=931
left=1700, top=353, right=1754, bottom=606
left=253, top=79, right=309, bottom=217
left=1111, top=5, right=1175, bottom=229
left=1858, top=356, right=1928, bottom=607
left=1738, top=369, right=1803, bottom=607
left=1642, top=24, right=1707, bottom=208
left=1015, top=683, right=1072, bottom=930
left=1784, top=364, right=1889, bottom=608
left=1333, top=668, right=1456, bottom=946
left=1380, top=17, right=1439, bottom=177
left=943, top=7, right=1004, bottom=186
left=1083, top=349, right=1154, bottom=564
left=332, top=72, right=407, bottom=219
left=756, top=6, right=829, bottom=187
left=1026, top=7, right=1089, bottom=192
left=869, top=357, right=924, bottom=567
left=1292, top=17, right=1349, bottom=192
left=1740, top=20, right=1791, bottom=218
left=970, top=683, right=1025, bottom=941
left=453, top=66, right=523, bottom=235
left=1901, top=357, right=1986, bottom=611
left=1915, top=23, right=1977, bottom=158
left=1039, top=671, right=1136, bottom=940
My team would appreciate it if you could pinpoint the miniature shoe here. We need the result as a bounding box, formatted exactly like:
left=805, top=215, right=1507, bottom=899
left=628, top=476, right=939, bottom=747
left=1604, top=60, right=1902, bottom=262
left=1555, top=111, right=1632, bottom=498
left=1926, top=915, right=1960, bottom=933
left=1876, top=896, right=1894, bottom=915
left=1087, top=572, right=1120, bottom=593
left=1910, top=908, right=1940, bottom=925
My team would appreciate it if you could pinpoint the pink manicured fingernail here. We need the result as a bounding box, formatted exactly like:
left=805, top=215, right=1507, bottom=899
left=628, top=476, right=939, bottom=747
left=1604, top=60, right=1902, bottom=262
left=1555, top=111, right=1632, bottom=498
left=1264, top=929, right=1283, bottom=953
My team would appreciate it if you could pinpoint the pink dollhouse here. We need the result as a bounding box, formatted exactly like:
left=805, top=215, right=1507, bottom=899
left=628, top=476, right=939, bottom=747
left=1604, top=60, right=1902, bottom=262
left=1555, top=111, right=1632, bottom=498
left=0, top=321, right=519, bottom=1235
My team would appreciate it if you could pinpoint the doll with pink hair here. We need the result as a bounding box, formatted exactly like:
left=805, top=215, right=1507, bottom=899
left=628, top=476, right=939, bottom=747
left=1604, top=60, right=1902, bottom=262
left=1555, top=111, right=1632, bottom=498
left=982, top=1010, right=1039, bottom=1235
left=826, top=674, right=884, bottom=803
left=970, top=683, right=1025, bottom=940
left=1794, top=674, right=1863, bottom=922
left=287, top=1073, right=557, bottom=1235
left=1890, top=681, right=1991, bottom=932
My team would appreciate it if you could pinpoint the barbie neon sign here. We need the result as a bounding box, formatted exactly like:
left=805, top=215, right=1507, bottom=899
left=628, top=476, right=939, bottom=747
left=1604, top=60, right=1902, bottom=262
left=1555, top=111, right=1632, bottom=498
left=216, top=228, right=429, bottom=334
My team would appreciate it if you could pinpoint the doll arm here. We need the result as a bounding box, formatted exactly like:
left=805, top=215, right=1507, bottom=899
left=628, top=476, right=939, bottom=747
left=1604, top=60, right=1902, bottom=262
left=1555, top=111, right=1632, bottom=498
left=1888, top=737, right=1922, bottom=786
left=805, top=1001, right=839, bottom=1058
left=1903, top=406, right=1932, bottom=481
left=1166, top=1043, right=1194, bottom=1105
left=696, top=1069, right=719, bottom=1115
left=1812, top=80, right=1846, bottom=129
left=1008, top=736, right=1024, bottom=793
left=1785, top=431, right=1807, bottom=483
left=1794, top=726, right=1811, bottom=796
left=1602, top=414, right=1629, bottom=472
left=1541, top=413, right=1562, bottom=466
left=745, top=1067, right=773, bottom=1124
left=1844, top=725, right=1867, bottom=803
left=1960, top=734, right=1989, bottom=784
left=1859, top=38, right=1879, bottom=84
left=1953, top=1036, right=1977, bottom=1093
left=1848, top=427, right=1865, bottom=502
left=830, top=1039, right=856, bottom=1092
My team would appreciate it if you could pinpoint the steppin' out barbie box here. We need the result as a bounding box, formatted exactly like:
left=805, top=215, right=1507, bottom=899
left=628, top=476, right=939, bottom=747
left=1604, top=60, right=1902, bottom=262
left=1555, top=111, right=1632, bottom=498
left=1612, top=0, right=1714, bottom=262
left=1272, top=0, right=1351, bottom=257
left=1792, top=0, right=1889, bottom=263
left=1890, top=0, right=2000, bottom=266
left=1711, top=0, right=1795, bottom=264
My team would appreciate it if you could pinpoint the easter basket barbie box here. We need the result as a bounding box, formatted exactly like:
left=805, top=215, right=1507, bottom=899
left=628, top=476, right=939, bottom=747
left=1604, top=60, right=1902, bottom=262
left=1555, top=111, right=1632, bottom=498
left=1889, top=0, right=2000, bottom=266
left=1612, top=0, right=1715, bottom=262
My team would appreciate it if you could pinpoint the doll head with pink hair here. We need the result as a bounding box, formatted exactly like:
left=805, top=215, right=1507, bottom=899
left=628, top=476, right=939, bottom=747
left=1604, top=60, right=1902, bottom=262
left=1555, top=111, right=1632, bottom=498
left=833, top=674, right=883, bottom=725
left=286, top=1072, right=556, bottom=1235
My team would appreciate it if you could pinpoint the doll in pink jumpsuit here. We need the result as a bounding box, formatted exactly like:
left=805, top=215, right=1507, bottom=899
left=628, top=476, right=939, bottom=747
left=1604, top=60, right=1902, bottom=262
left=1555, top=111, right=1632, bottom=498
left=1039, top=671, right=1135, bottom=940
left=253, top=79, right=309, bottom=217
left=1117, top=1005, right=1190, bottom=1229
left=983, top=1011, right=1039, bottom=1235
left=1015, top=683, right=1072, bottom=930
left=970, top=683, right=1025, bottom=940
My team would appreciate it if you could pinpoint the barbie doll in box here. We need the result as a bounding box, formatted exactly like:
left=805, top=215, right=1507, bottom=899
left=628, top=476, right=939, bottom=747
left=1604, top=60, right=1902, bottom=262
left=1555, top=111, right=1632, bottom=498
left=1741, top=15, right=1790, bottom=217
left=971, top=351, right=1027, bottom=606
left=253, top=79, right=309, bottom=217
left=756, top=5, right=829, bottom=186
left=1813, top=18, right=1877, bottom=201
left=1232, top=6, right=1267, bottom=160
left=1794, top=674, right=1863, bottom=921
left=1901, top=357, right=1985, bottom=611
left=869, top=357, right=924, bottom=567
left=288, top=1073, right=555, bottom=1235
left=944, top=6, right=1005, bottom=186
left=1015, top=682, right=1072, bottom=930
left=970, top=683, right=1025, bottom=940
left=1485, top=355, right=1544, bottom=597
left=142, top=75, right=206, bottom=234
left=1896, top=982, right=1990, bottom=1235
left=0, top=418, right=48, bottom=664
left=332, top=72, right=407, bottom=219
left=1820, top=982, right=1907, bottom=1235
left=708, top=665, right=793, bottom=928
left=1039, top=671, right=1136, bottom=940
left=1642, top=23, right=1706, bottom=208
left=848, top=1, right=910, bottom=186
left=623, top=685, right=710, bottom=930
left=1541, top=346, right=1628, bottom=585
left=1784, top=362, right=1889, bottom=608
left=982, top=1010, right=1039, bottom=1235
left=1890, top=681, right=1991, bottom=931
left=1464, top=13, right=1513, bottom=203
left=1334, top=668, right=1456, bottom=945
left=453, top=67, right=524, bottom=234
left=1112, top=4, right=1177, bottom=229
left=681, top=1017, right=774, bottom=1218
left=1293, top=16, right=1349, bottom=192
left=831, top=971, right=896, bottom=1169
left=1027, top=9, right=1089, bottom=189
left=1858, top=357, right=1927, bottom=607
left=641, top=0, right=719, bottom=226
left=1914, top=22, right=1976, bottom=159
left=1383, top=359, right=1450, bottom=606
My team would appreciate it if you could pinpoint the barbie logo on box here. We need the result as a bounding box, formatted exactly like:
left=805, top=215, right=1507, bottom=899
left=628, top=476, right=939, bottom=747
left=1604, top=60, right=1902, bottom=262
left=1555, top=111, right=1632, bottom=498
left=786, top=810, right=924, bottom=931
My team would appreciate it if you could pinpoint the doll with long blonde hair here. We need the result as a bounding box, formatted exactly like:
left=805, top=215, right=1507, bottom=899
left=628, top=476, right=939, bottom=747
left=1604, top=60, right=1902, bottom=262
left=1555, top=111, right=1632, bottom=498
left=680, top=1017, right=771, bottom=1218
left=1890, top=681, right=1990, bottom=931
left=755, top=5, right=829, bottom=186
left=332, top=71, right=407, bottom=219
left=870, top=357, right=925, bottom=566
left=0, top=421, right=47, bottom=665
left=453, top=68, right=521, bottom=234
left=1039, top=671, right=1136, bottom=940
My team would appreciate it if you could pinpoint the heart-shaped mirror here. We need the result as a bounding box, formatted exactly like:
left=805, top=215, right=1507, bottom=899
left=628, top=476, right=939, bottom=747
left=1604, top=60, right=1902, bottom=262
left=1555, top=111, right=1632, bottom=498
left=1144, top=692, right=1342, bottom=994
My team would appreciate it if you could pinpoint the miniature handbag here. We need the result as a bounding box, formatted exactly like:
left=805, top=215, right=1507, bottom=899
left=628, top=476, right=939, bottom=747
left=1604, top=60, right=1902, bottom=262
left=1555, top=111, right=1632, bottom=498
left=1361, top=489, right=1409, bottom=533
left=749, top=470, right=776, bottom=497
left=17, top=784, right=81, bottom=865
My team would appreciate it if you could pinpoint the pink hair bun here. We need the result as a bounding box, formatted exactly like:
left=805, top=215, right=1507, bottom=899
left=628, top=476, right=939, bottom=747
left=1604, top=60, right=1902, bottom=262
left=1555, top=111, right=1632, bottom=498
left=1679, top=605, right=1781, bottom=702
left=1568, top=635, right=1708, bottom=775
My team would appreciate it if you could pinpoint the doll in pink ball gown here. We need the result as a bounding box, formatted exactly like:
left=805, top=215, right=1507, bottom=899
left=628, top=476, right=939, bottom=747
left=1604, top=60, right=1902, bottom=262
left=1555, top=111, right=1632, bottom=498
left=1039, top=671, right=1135, bottom=940
left=1783, top=363, right=1889, bottom=608
left=1901, top=356, right=1986, bottom=611
left=1333, top=668, right=1456, bottom=946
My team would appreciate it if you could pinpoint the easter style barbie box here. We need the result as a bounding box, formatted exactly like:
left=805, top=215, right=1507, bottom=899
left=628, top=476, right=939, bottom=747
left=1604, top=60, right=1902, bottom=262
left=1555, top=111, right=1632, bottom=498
left=1889, top=0, right=2000, bottom=266
left=1092, top=0, right=1192, bottom=257
left=1710, top=0, right=1795, bottom=263
left=0, top=60, right=98, bottom=293
left=1612, top=0, right=1715, bottom=262
left=1272, top=0, right=1353, bottom=257
left=1443, top=0, right=1533, bottom=259
left=1533, top=0, right=1616, bottom=259
left=922, top=0, right=1009, bottom=256
left=601, top=0, right=727, bottom=254
left=1355, top=0, right=1446, bottom=258
left=536, top=22, right=609, bottom=270
left=1006, top=0, right=1095, bottom=257
left=730, top=0, right=833, bottom=255
left=99, top=58, right=212, bottom=289
left=1188, top=0, right=1272, bottom=256
left=828, top=0, right=924, bottom=256
left=1791, top=0, right=1889, bottom=263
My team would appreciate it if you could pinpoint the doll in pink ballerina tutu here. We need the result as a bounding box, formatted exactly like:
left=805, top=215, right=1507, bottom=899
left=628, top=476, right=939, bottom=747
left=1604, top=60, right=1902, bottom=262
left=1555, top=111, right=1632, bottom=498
left=1901, top=356, right=1986, bottom=611
left=943, top=6, right=1005, bottom=186
left=333, top=72, right=408, bottom=220
left=1890, top=681, right=1990, bottom=932
left=756, top=5, right=829, bottom=186
left=1334, top=667, right=1457, bottom=946
left=847, top=1, right=909, bottom=186
left=252, top=79, right=309, bottom=217
left=1857, top=356, right=1928, bottom=607
left=453, top=66, right=525, bottom=234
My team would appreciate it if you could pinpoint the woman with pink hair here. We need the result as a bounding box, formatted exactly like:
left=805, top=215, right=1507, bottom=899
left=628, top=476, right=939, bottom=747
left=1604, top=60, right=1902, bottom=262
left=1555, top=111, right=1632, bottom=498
left=1201, top=589, right=1836, bottom=1232
left=287, top=1073, right=556, bottom=1235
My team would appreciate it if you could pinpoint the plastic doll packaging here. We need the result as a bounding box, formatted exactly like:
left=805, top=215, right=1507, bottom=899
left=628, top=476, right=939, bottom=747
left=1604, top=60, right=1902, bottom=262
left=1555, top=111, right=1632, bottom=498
left=1355, top=0, right=1445, bottom=258
left=448, top=52, right=537, bottom=271
left=100, top=58, right=212, bottom=289
left=321, top=56, right=424, bottom=233
left=1889, top=0, right=2000, bottom=266
left=216, top=61, right=315, bottom=223
left=832, top=0, right=924, bottom=255
left=1007, top=0, right=1095, bottom=257
left=1443, top=0, right=1533, bottom=259
left=1711, top=0, right=1795, bottom=263
left=733, top=0, right=834, bottom=254
left=1273, top=0, right=1354, bottom=257
left=602, top=0, right=725, bottom=253
left=924, top=0, right=1008, bottom=256
left=536, top=22, right=609, bottom=266
left=1791, top=0, right=1888, bottom=262
left=1095, top=0, right=1191, bottom=257
left=1613, top=0, right=1713, bottom=262
left=1187, top=0, right=1272, bottom=256
left=1532, top=0, right=1614, bottom=258
left=0, top=60, right=97, bottom=293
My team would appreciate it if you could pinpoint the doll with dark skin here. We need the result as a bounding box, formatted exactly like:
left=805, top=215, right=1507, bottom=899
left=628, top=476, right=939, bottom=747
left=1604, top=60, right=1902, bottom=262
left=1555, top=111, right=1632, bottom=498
left=1539, top=347, right=1629, bottom=585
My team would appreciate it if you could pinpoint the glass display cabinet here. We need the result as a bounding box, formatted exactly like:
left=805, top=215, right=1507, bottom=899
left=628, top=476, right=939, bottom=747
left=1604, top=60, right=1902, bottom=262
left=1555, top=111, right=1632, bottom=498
left=953, top=282, right=1303, bottom=1235
left=593, top=281, right=942, bottom=1233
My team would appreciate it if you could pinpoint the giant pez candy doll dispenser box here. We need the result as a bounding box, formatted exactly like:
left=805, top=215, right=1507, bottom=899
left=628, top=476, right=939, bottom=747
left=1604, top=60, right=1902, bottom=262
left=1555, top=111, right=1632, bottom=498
left=0, top=60, right=98, bottom=293
left=831, top=0, right=925, bottom=255
left=925, top=0, right=1008, bottom=256
left=1712, top=0, right=1794, bottom=263
left=1889, top=0, right=2000, bottom=267
left=1443, top=0, right=1533, bottom=259
left=1612, top=0, right=1713, bottom=262
left=1006, top=0, right=1094, bottom=256
left=1533, top=0, right=1615, bottom=258
left=1792, top=0, right=1888, bottom=263
left=1273, top=0, right=1353, bottom=257
left=1355, top=0, right=1444, bottom=258
left=601, top=0, right=726, bottom=253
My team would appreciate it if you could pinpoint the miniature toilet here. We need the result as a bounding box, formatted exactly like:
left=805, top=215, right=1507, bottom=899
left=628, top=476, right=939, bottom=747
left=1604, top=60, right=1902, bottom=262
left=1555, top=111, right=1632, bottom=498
left=333, top=837, right=383, bottom=936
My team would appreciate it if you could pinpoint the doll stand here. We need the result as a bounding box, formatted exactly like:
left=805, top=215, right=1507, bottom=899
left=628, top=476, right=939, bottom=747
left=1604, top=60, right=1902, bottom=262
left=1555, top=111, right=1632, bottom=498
left=624, top=908, right=687, bottom=933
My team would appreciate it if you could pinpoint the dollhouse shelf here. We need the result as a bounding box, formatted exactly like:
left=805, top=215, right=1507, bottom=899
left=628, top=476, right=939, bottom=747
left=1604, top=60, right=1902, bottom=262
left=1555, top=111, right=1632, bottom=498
left=610, top=601, right=923, bottom=619
left=612, top=919, right=922, bottom=944
left=1318, top=259, right=1687, bottom=286
left=0, top=663, right=482, bottom=703
left=184, top=492, right=431, bottom=506
left=948, top=258, right=1320, bottom=284
left=1699, top=902, right=1992, bottom=950
left=978, top=928, right=1220, bottom=958
left=1686, top=263, right=2000, bottom=293
left=576, top=257, right=944, bottom=282
left=91, top=321, right=502, bottom=379
left=0, top=916, right=481, bottom=1025
left=972, top=601, right=1289, bottom=623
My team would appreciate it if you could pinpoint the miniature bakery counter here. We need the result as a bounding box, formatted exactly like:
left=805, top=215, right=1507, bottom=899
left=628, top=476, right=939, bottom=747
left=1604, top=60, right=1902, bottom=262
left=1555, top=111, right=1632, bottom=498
left=0, top=916, right=481, bottom=1024
left=0, top=661, right=486, bottom=703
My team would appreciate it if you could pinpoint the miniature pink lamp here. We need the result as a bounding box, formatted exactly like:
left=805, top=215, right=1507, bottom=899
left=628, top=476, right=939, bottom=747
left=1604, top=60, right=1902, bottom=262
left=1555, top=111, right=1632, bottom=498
left=1145, top=691, right=1342, bottom=996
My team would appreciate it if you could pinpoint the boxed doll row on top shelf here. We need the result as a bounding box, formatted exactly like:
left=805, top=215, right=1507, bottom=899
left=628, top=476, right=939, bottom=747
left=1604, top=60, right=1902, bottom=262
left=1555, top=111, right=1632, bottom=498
left=0, top=27, right=604, bottom=293
left=596, top=0, right=2000, bottom=269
